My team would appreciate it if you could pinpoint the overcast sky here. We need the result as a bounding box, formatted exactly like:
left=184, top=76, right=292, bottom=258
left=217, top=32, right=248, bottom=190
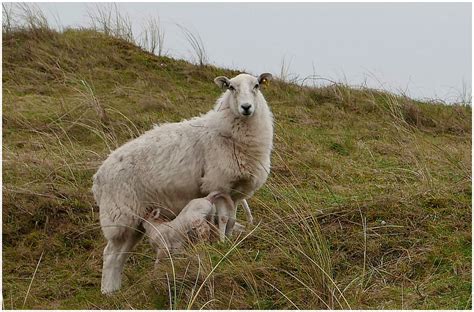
left=27, top=2, right=472, bottom=103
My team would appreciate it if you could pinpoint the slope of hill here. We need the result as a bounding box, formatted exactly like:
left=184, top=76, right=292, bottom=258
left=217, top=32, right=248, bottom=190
left=2, top=28, right=471, bottom=309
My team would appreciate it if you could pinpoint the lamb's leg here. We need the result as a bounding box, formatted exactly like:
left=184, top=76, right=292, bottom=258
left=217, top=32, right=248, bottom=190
left=101, top=227, right=143, bottom=295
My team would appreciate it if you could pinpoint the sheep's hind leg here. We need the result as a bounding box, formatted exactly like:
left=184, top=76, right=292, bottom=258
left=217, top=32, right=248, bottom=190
left=101, top=227, right=143, bottom=295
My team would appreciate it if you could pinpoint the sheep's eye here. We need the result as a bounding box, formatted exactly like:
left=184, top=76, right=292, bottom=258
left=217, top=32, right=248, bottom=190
left=228, top=85, right=235, bottom=91
left=254, top=83, right=259, bottom=89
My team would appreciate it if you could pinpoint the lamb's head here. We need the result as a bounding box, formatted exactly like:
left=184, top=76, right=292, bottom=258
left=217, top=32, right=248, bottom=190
left=214, top=73, right=272, bottom=118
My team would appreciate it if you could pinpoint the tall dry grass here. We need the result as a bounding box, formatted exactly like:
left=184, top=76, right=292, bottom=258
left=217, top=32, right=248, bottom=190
left=140, top=16, right=166, bottom=56
left=176, top=23, right=208, bottom=67
left=87, top=3, right=134, bottom=44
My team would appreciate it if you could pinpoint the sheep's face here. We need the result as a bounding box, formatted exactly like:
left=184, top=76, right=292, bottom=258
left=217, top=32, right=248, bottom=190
left=214, top=73, right=272, bottom=118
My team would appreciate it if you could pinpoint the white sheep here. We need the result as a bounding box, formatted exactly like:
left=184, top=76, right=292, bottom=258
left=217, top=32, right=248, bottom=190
left=93, top=72, right=274, bottom=294
left=143, top=191, right=234, bottom=266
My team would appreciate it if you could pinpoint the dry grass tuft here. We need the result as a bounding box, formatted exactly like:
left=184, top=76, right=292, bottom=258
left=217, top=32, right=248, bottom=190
left=87, top=3, right=135, bottom=44
left=176, top=23, right=208, bottom=67
left=139, top=16, right=166, bottom=57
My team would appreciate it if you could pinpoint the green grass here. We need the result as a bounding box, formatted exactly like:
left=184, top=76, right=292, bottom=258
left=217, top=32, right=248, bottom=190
left=2, top=26, right=471, bottom=309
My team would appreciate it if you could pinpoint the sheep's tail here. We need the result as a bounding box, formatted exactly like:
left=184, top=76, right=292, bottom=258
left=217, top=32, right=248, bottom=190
left=206, top=191, right=235, bottom=211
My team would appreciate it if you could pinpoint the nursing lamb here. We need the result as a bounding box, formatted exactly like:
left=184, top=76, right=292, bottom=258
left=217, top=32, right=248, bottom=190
left=143, top=191, right=234, bottom=266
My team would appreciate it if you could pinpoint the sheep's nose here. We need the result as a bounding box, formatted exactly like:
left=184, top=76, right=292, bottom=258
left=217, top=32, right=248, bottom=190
left=241, top=104, right=251, bottom=112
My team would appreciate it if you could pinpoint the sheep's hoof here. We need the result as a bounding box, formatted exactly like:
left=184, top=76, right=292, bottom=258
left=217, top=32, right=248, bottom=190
left=101, top=287, right=119, bottom=296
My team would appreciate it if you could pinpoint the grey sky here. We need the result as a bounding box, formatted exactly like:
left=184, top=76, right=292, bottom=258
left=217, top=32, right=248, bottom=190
left=30, top=2, right=472, bottom=103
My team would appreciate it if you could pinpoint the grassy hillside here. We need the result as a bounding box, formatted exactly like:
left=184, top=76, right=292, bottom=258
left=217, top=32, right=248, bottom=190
left=2, top=27, right=471, bottom=309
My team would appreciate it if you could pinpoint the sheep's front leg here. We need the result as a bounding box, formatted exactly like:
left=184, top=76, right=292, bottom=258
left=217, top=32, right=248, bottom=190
left=240, top=199, right=253, bottom=225
left=215, top=198, right=229, bottom=242
left=218, top=215, right=229, bottom=242
left=225, top=207, right=237, bottom=237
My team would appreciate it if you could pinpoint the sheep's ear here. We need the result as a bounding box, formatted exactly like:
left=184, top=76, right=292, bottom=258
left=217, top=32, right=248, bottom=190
left=214, top=76, right=231, bottom=89
left=258, top=73, right=272, bottom=85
